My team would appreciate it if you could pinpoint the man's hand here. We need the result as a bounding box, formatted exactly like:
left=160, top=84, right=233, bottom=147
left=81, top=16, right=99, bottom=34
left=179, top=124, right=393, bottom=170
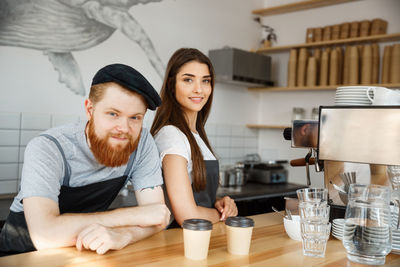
left=134, top=203, right=171, bottom=228
left=76, top=224, right=131, bottom=254
left=214, top=196, right=238, bottom=221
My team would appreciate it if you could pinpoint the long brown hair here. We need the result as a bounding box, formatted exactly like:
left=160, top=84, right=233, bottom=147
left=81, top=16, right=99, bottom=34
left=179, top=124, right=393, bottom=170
left=151, top=48, right=215, bottom=192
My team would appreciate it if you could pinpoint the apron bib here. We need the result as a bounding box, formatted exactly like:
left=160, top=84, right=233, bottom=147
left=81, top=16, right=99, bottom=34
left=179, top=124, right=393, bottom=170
left=193, top=160, right=219, bottom=208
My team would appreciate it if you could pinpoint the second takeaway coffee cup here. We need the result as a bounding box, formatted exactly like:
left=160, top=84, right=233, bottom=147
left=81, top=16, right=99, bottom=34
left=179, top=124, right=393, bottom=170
left=225, top=216, right=255, bottom=255
left=182, top=219, right=212, bottom=260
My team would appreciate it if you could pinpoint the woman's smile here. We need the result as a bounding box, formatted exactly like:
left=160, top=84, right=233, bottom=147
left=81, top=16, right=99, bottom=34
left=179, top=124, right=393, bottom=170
left=189, top=96, right=204, bottom=103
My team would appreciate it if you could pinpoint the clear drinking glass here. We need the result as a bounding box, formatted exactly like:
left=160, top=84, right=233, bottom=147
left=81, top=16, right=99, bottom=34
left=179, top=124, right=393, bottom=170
left=296, top=188, right=328, bottom=206
left=299, top=204, right=330, bottom=223
left=297, top=188, right=331, bottom=257
left=342, top=184, right=392, bottom=265
left=311, top=107, right=319, bottom=120
left=301, top=222, right=331, bottom=257
left=292, top=107, right=305, bottom=122
left=387, top=165, right=400, bottom=190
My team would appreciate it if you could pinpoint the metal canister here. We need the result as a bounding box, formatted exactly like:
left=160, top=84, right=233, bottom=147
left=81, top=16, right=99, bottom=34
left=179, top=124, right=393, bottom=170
left=219, top=165, right=231, bottom=187
left=234, top=162, right=246, bottom=186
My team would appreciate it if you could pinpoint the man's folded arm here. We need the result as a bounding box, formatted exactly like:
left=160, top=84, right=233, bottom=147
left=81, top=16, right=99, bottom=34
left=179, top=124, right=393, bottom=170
left=24, top=186, right=169, bottom=250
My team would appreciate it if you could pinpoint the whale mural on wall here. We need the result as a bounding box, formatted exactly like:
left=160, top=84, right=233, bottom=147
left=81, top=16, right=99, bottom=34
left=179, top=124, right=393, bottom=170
left=0, top=0, right=165, bottom=96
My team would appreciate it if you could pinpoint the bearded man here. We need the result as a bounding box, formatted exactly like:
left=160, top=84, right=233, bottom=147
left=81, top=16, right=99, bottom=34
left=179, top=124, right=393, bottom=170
left=0, top=64, right=170, bottom=256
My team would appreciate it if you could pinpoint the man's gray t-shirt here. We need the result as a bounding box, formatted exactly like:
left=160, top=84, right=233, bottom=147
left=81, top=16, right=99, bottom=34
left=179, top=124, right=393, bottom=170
left=10, top=121, right=163, bottom=212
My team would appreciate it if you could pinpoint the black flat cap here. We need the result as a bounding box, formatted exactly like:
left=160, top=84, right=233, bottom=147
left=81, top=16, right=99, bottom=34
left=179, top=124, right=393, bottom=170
left=92, top=64, right=161, bottom=110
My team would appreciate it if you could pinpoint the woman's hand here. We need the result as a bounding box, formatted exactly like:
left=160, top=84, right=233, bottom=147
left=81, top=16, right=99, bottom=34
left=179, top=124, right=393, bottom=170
left=214, top=196, right=238, bottom=221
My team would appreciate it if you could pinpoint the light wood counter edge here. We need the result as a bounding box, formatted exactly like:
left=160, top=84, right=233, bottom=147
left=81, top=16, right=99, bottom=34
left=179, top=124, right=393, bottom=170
left=1, top=212, right=399, bottom=267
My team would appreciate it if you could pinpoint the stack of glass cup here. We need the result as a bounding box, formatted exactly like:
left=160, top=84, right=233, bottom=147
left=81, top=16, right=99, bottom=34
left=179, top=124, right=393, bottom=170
left=297, top=188, right=331, bottom=257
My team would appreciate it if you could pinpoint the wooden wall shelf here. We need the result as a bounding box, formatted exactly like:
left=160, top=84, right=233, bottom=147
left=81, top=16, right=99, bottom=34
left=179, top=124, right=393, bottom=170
left=246, top=124, right=290, bottom=129
left=248, top=83, right=400, bottom=92
left=255, top=33, right=400, bottom=53
left=252, top=0, right=358, bottom=16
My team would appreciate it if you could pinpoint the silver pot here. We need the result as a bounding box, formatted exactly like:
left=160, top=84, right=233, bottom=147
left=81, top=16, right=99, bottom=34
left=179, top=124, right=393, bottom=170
left=228, top=169, right=237, bottom=186
left=219, top=163, right=248, bottom=187
left=219, top=166, right=232, bottom=187
left=234, top=162, right=246, bottom=186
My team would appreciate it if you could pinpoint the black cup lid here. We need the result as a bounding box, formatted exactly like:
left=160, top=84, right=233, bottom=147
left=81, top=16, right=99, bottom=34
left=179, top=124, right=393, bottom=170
left=182, top=219, right=213, bottom=231
left=225, top=216, right=255, bottom=227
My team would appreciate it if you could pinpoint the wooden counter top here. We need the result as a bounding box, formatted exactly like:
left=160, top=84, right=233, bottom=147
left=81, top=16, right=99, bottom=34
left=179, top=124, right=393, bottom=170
left=1, top=213, right=400, bottom=266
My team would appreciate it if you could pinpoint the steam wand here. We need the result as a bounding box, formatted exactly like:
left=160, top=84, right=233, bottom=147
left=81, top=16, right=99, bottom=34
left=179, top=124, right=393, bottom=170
left=305, top=149, right=312, bottom=186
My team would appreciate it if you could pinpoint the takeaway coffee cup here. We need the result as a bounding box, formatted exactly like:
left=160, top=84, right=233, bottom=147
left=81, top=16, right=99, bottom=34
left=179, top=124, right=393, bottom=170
left=225, top=216, right=255, bottom=255
left=182, top=219, right=212, bottom=260
left=366, top=86, right=400, bottom=105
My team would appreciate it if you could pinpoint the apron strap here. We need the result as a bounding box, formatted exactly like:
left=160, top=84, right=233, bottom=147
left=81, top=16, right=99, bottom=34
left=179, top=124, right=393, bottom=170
left=40, top=134, right=71, bottom=187
left=123, top=149, right=136, bottom=177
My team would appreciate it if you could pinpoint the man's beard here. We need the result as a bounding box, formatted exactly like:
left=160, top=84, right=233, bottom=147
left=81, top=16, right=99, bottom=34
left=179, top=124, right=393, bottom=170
left=87, top=118, right=140, bottom=167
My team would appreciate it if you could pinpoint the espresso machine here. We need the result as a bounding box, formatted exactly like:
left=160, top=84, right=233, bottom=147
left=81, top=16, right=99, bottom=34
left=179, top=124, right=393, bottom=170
left=284, top=106, right=400, bottom=219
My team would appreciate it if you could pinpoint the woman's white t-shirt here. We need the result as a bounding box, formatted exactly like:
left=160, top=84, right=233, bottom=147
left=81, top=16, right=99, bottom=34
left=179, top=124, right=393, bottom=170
left=154, top=125, right=216, bottom=183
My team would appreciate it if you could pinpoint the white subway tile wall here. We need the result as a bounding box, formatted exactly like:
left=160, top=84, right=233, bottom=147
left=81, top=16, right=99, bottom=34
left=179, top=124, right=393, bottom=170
left=0, top=113, right=21, bottom=129
left=0, top=147, right=19, bottom=163
left=52, top=114, right=81, bottom=128
left=0, top=112, right=81, bottom=194
left=0, top=130, right=20, bottom=146
left=0, top=163, right=18, bottom=180
left=0, top=181, right=18, bottom=195
left=18, top=147, right=25, bottom=163
left=206, top=123, right=258, bottom=167
left=21, top=113, right=51, bottom=130
left=0, top=114, right=259, bottom=195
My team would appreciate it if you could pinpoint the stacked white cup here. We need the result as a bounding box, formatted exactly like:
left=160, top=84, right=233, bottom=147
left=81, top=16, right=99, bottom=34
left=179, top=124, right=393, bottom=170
left=366, top=87, right=400, bottom=105
left=335, top=86, right=400, bottom=106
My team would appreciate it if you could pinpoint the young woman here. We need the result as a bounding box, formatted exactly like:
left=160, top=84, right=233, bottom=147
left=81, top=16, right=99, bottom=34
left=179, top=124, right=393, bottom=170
left=151, top=48, right=237, bottom=227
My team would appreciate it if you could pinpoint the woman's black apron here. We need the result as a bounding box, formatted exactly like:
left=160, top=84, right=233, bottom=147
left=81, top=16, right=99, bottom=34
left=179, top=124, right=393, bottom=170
left=0, top=134, right=134, bottom=256
left=168, top=160, right=219, bottom=229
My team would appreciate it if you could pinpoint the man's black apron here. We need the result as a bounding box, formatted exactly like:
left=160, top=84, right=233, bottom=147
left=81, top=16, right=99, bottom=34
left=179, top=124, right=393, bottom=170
left=0, top=134, right=134, bottom=256
left=168, top=160, right=219, bottom=229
